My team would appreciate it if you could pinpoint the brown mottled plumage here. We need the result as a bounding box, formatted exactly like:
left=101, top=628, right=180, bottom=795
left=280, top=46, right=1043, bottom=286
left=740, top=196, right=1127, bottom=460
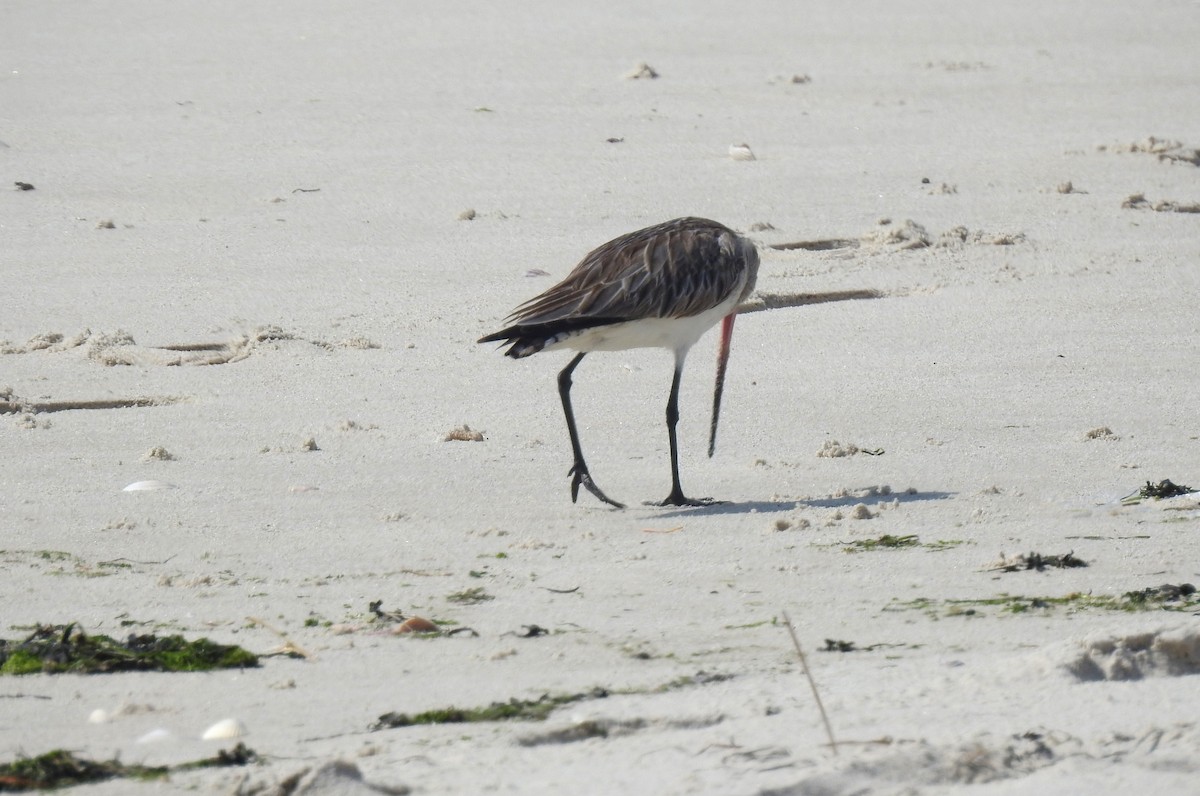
left=479, top=217, right=759, bottom=508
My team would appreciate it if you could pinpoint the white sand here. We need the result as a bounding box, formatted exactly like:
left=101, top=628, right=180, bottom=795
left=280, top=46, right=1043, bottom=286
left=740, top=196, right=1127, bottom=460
left=3, top=1, right=1200, bottom=793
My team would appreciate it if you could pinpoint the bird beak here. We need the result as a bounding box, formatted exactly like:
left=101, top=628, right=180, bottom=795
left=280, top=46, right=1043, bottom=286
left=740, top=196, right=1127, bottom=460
left=708, top=313, right=736, bottom=458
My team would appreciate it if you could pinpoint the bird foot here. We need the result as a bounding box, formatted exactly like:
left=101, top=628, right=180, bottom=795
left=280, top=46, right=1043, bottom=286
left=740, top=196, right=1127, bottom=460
left=646, top=491, right=726, bottom=508
left=569, top=465, right=625, bottom=509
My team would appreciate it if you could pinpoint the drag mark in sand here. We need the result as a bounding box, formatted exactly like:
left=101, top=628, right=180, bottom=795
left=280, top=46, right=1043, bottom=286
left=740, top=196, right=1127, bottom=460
left=2, top=325, right=379, bottom=368
left=761, top=218, right=1026, bottom=257
left=1096, top=136, right=1200, bottom=167
left=0, top=395, right=185, bottom=415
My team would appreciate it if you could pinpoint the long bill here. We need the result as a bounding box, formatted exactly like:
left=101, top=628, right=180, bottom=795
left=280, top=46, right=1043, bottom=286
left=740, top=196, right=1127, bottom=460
left=708, top=313, right=736, bottom=458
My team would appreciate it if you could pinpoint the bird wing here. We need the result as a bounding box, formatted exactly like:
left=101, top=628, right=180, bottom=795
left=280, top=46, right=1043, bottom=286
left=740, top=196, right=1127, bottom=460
left=506, top=217, right=755, bottom=327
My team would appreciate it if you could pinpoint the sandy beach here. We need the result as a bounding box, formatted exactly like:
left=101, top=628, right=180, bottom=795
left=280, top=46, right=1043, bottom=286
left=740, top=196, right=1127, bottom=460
left=3, top=1, right=1200, bottom=793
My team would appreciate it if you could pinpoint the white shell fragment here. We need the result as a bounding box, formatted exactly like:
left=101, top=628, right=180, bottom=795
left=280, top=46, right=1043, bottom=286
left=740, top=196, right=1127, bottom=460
left=202, top=717, right=247, bottom=740
left=123, top=480, right=175, bottom=492
left=623, top=62, right=659, bottom=79
left=136, top=727, right=175, bottom=744
left=728, top=143, right=756, bottom=161
left=88, top=708, right=110, bottom=724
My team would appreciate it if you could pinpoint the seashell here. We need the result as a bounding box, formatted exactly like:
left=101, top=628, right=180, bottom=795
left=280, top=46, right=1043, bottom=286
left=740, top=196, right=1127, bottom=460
left=123, top=480, right=175, bottom=491
left=201, top=718, right=247, bottom=740
left=395, top=616, right=438, bottom=634
left=88, top=708, right=110, bottom=724
left=623, top=62, right=659, bottom=80
left=728, top=143, right=756, bottom=161
left=136, top=727, right=174, bottom=744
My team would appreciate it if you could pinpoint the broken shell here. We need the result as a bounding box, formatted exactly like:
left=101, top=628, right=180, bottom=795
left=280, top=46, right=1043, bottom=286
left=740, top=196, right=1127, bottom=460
left=395, top=616, right=438, bottom=634
left=728, top=143, right=756, bottom=161
left=136, top=727, right=174, bottom=744
left=623, top=62, right=659, bottom=80
left=123, top=480, right=175, bottom=492
left=88, top=709, right=110, bottom=724
left=201, top=718, right=247, bottom=740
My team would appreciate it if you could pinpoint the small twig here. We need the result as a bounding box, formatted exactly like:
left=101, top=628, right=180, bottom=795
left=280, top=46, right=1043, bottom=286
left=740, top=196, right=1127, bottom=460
left=245, top=616, right=313, bottom=659
left=395, top=568, right=453, bottom=577
left=782, top=610, right=838, bottom=755
left=98, top=555, right=175, bottom=566
left=541, top=586, right=580, bottom=594
left=642, top=525, right=684, bottom=534
left=152, top=342, right=232, bottom=352
left=832, top=736, right=901, bottom=747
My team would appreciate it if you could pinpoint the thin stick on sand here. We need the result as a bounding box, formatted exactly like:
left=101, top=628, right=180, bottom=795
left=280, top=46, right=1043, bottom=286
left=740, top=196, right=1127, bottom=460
left=246, top=616, right=313, bottom=660
left=782, top=610, right=839, bottom=755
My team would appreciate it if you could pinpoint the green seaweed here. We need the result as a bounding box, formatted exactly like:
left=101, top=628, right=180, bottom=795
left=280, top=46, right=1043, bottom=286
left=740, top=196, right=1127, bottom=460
left=446, top=587, right=494, bottom=605
left=844, top=534, right=920, bottom=551
left=886, top=586, right=1198, bottom=618
left=372, top=671, right=733, bottom=731
left=0, top=624, right=258, bottom=675
left=372, top=690, right=609, bottom=730
left=839, top=535, right=963, bottom=553
left=0, top=749, right=165, bottom=790
left=0, top=744, right=256, bottom=791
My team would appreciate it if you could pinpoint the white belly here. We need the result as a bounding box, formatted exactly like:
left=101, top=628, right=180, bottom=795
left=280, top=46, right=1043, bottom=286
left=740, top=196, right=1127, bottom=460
left=548, top=292, right=739, bottom=356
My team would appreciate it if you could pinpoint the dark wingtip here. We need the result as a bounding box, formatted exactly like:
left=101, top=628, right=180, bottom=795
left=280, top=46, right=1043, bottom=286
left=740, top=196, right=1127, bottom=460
left=478, top=328, right=544, bottom=359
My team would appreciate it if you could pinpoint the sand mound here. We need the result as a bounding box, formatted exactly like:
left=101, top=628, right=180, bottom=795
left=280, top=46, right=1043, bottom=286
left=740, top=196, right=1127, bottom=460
left=762, top=725, right=1200, bottom=795
left=1062, top=627, right=1200, bottom=682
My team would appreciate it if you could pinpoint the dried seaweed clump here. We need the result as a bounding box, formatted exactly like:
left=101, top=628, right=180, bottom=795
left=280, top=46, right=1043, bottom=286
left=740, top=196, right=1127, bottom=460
left=1139, top=480, right=1194, bottom=499
left=445, top=424, right=485, bottom=442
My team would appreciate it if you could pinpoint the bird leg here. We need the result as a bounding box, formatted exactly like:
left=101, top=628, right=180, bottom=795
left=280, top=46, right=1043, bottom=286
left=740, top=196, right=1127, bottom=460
left=558, top=353, right=625, bottom=509
left=650, top=354, right=724, bottom=507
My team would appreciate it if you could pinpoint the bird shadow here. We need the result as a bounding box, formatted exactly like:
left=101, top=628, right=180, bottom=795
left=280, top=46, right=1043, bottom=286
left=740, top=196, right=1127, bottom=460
left=803, top=490, right=956, bottom=509
left=650, top=490, right=955, bottom=519
left=650, top=498, right=801, bottom=519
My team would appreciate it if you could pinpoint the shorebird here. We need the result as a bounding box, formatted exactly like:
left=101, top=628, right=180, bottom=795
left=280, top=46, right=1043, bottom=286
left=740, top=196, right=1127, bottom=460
left=478, top=217, right=760, bottom=508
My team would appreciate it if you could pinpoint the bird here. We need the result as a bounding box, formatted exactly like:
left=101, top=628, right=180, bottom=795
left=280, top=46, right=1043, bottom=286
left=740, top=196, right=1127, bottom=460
left=478, top=217, right=760, bottom=508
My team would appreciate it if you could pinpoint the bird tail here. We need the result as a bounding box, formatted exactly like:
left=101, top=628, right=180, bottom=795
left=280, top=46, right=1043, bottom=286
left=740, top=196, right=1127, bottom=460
left=477, top=318, right=622, bottom=359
